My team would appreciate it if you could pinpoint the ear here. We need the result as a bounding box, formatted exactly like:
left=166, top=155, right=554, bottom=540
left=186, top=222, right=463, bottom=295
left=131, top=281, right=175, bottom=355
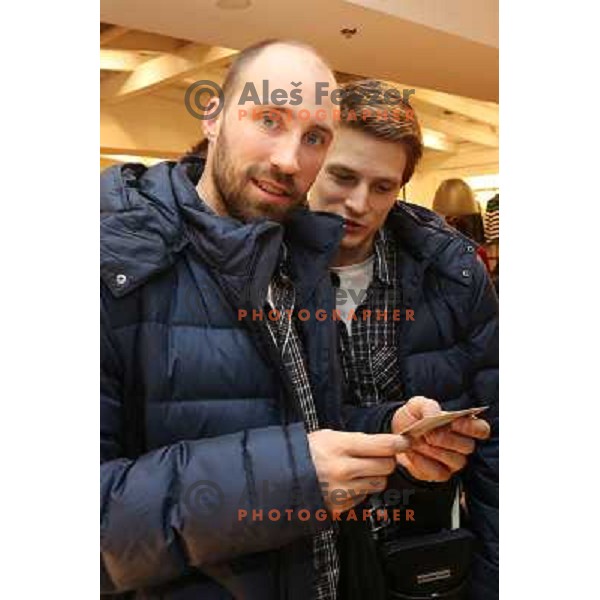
left=201, top=95, right=224, bottom=142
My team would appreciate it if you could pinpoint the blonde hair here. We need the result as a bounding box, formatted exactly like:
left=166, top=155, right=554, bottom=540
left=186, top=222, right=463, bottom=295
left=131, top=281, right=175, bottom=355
left=432, top=179, right=479, bottom=216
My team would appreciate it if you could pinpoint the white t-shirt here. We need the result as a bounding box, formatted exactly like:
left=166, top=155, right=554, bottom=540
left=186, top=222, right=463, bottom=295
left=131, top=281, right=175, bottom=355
left=331, top=255, right=375, bottom=333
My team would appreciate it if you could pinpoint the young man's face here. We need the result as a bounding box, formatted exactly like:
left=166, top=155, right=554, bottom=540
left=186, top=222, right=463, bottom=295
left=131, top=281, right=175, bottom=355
left=206, top=44, right=337, bottom=222
left=309, top=127, right=408, bottom=265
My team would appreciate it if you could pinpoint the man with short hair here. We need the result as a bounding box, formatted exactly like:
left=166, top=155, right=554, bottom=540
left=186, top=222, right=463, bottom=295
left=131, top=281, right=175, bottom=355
left=101, top=41, right=413, bottom=600
left=309, top=80, right=499, bottom=599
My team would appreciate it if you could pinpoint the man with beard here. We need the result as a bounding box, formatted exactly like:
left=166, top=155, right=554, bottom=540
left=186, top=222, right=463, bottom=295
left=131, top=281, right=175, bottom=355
left=100, top=41, right=417, bottom=600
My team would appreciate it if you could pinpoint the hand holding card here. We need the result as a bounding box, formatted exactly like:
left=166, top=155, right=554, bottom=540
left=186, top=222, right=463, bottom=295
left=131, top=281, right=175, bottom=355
left=398, top=406, right=489, bottom=438
left=390, top=397, right=491, bottom=482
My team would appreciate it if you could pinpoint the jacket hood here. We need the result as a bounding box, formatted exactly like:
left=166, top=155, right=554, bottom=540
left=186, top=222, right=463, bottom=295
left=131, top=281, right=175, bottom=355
left=100, top=159, right=344, bottom=301
left=101, top=161, right=187, bottom=296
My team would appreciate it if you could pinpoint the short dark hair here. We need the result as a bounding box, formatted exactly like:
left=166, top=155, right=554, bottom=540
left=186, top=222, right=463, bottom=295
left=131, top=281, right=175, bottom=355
left=340, top=80, right=423, bottom=186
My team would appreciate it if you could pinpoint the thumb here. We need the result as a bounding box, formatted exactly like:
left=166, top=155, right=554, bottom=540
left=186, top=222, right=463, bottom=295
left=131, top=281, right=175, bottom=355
left=391, top=396, right=441, bottom=433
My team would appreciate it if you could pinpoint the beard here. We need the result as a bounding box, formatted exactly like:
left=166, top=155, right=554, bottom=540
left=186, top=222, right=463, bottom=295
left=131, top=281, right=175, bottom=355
left=211, top=126, right=307, bottom=223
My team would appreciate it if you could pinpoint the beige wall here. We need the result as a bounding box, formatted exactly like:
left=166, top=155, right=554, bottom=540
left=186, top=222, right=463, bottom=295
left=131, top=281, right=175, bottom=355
left=101, top=94, right=202, bottom=159
left=406, top=147, right=499, bottom=208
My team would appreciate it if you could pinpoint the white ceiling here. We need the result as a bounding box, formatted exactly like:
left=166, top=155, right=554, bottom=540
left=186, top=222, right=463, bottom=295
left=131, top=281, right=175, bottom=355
left=343, top=0, right=498, bottom=48
left=101, top=0, right=498, bottom=102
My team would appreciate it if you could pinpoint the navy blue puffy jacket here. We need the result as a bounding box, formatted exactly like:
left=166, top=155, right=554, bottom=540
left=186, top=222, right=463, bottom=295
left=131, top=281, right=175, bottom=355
left=100, top=160, right=369, bottom=599
left=345, top=203, right=499, bottom=600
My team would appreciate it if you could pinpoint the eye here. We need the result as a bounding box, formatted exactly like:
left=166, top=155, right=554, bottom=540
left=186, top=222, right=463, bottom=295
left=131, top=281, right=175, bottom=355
left=374, top=183, right=395, bottom=194
left=260, top=111, right=281, bottom=130
left=331, top=172, right=357, bottom=186
left=303, top=130, right=326, bottom=146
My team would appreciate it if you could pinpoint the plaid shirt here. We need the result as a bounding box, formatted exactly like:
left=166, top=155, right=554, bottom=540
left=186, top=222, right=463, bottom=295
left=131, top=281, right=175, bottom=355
left=265, top=250, right=339, bottom=600
left=336, top=227, right=404, bottom=407
left=189, top=193, right=338, bottom=597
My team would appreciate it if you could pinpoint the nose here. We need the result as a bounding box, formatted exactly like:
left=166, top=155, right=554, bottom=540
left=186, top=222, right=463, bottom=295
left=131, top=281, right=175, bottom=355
left=270, top=134, right=301, bottom=175
left=344, top=183, right=370, bottom=216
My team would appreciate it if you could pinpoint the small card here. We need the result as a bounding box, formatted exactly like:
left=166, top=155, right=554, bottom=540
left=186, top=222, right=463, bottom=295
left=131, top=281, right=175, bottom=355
left=398, top=406, right=489, bottom=438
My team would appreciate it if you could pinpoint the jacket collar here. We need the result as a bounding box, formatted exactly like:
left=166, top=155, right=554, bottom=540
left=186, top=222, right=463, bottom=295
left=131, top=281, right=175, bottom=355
left=101, top=159, right=344, bottom=304
left=385, top=201, right=455, bottom=264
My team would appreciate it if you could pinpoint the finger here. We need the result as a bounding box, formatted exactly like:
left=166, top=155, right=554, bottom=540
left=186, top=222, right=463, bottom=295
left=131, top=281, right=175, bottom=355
left=343, top=456, right=397, bottom=479
left=347, top=432, right=411, bottom=457
left=402, top=450, right=453, bottom=483
left=423, top=428, right=476, bottom=455
left=451, top=416, right=491, bottom=440
left=410, top=443, right=468, bottom=474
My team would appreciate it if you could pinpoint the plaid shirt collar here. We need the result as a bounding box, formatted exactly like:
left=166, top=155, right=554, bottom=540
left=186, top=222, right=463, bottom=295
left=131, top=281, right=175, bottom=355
left=372, top=226, right=396, bottom=287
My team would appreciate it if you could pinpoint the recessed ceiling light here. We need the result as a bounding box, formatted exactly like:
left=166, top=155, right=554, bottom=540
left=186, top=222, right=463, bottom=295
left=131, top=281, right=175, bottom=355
left=216, top=0, right=252, bottom=9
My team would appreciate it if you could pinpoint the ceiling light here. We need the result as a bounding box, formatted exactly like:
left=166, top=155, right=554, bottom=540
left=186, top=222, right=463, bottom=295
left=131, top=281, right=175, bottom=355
left=422, top=128, right=453, bottom=153
left=465, top=174, right=499, bottom=191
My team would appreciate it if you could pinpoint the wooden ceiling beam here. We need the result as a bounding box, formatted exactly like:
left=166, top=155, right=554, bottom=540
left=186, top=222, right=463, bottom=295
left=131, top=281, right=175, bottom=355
left=101, top=44, right=238, bottom=103
left=416, top=105, right=499, bottom=147
left=100, top=25, right=129, bottom=46
left=100, top=49, right=147, bottom=72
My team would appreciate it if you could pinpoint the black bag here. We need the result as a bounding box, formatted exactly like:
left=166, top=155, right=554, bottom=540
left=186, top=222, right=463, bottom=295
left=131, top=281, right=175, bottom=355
left=379, top=528, right=474, bottom=600
left=361, top=471, right=475, bottom=600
